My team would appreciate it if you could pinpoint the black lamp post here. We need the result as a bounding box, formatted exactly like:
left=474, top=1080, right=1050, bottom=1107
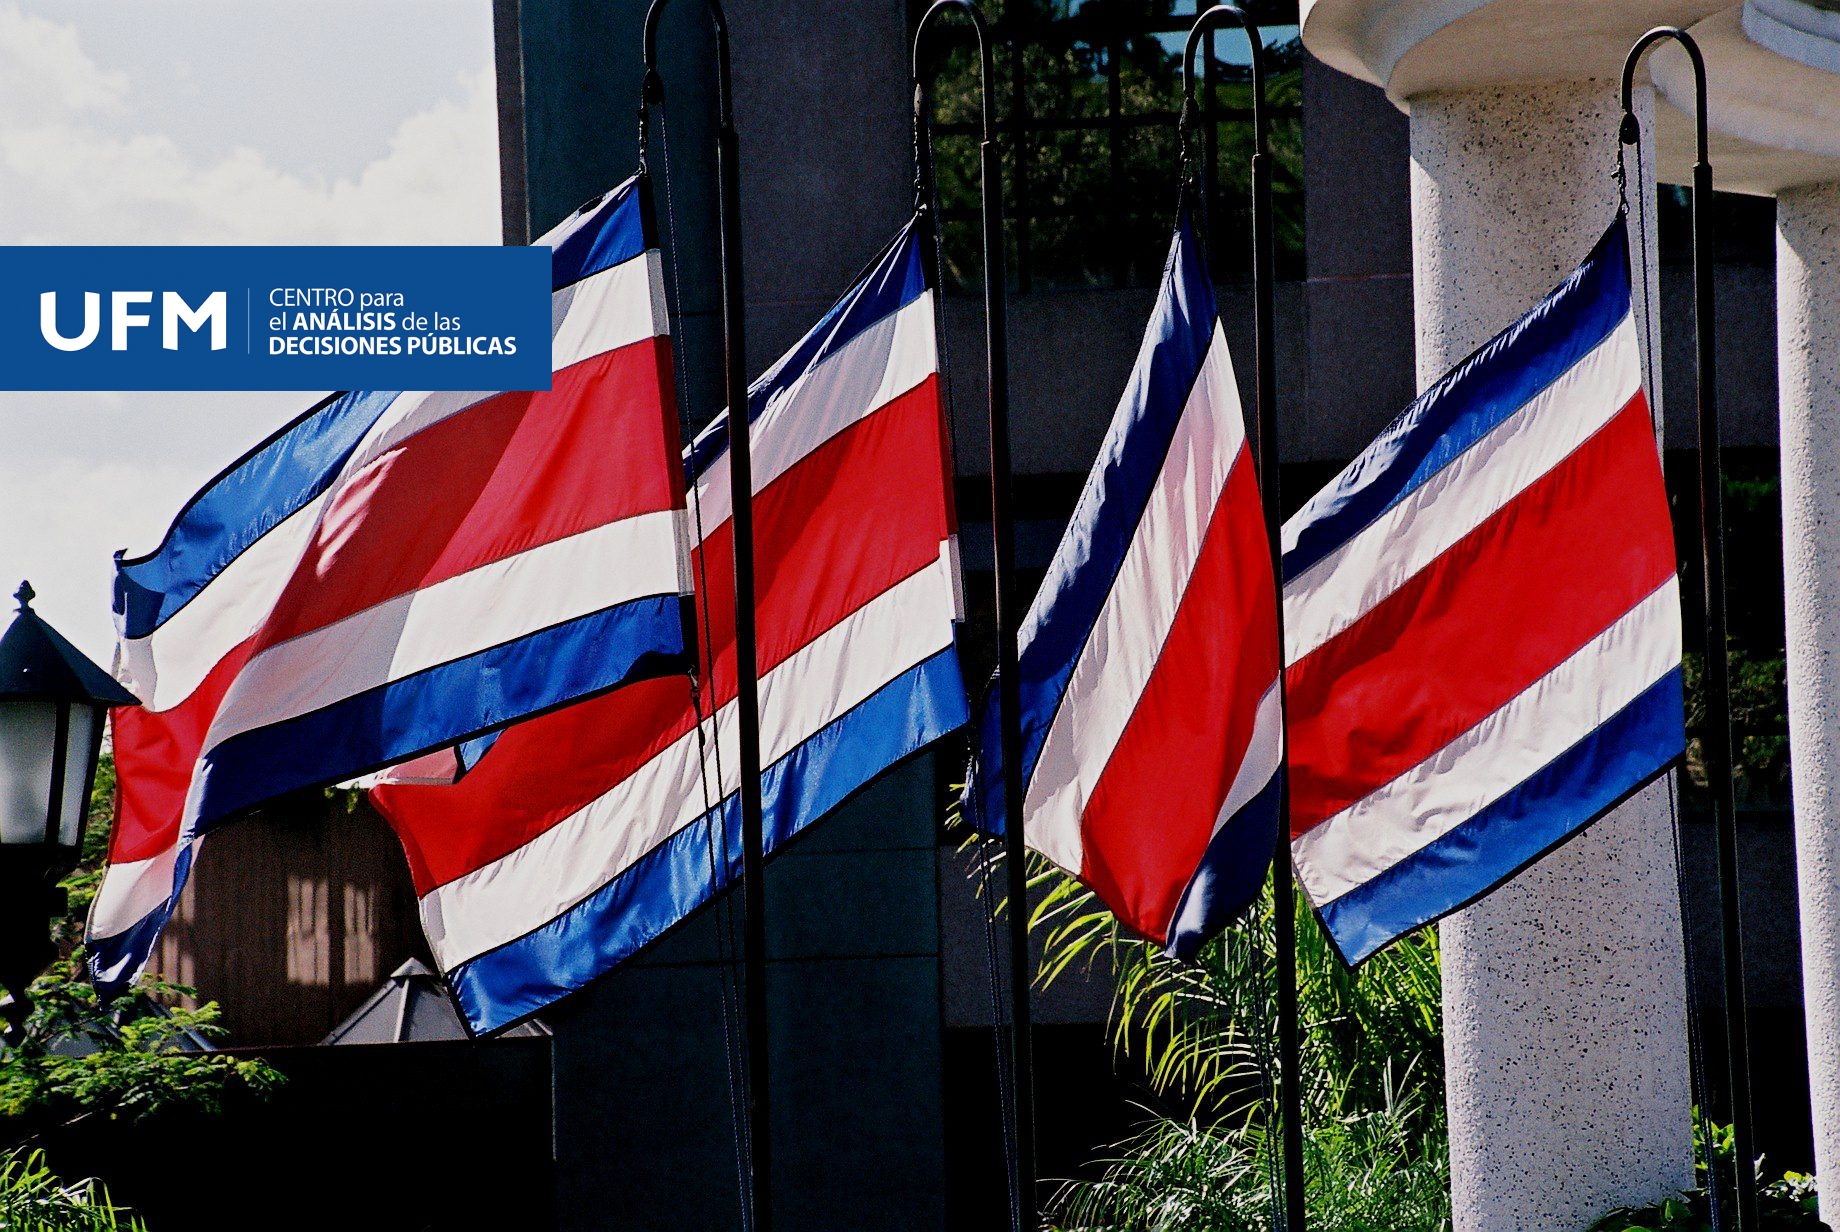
left=0, top=581, right=137, bottom=1037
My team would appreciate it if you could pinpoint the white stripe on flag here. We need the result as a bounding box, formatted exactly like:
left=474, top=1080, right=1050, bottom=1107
left=120, top=253, right=668, bottom=715
left=1292, top=575, right=1681, bottom=908
left=692, top=291, right=939, bottom=532
left=1022, top=325, right=1245, bottom=876
left=1214, top=679, right=1283, bottom=837
left=550, top=250, right=668, bottom=370
left=420, top=556, right=959, bottom=970
left=88, top=839, right=194, bottom=941
left=203, top=510, right=686, bottom=751
left=1285, top=319, right=1641, bottom=661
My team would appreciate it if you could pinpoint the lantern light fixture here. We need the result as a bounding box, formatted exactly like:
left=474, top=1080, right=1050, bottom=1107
left=0, top=581, right=138, bottom=1037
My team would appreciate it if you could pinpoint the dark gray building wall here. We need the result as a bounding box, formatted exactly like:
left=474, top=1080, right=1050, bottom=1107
left=1661, top=262, right=1778, bottom=449
left=541, top=759, right=949, bottom=1231
left=1296, top=55, right=1416, bottom=463
left=504, top=3, right=960, bottom=1228
left=728, top=1, right=916, bottom=370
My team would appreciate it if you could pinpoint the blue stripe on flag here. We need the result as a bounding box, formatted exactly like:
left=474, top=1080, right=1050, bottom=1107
left=546, top=177, right=646, bottom=291
left=88, top=841, right=195, bottom=997
left=119, top=178, right=652, bottom=640
left=115, top=389, right=405, bottom=638
left=1165, top=767, right=1282, bottom=959
left=455, top=730, right=501, bottom=777
left=449, top=646, right=969, bottom=1034
left=685, top=221, right=929, bottom=482
left=967, top=210, right=1217, bottom=835
left=1316, top=665, right=1683, bottom=964
left=1283, top=221, right=1632, bottom=584
left=193, top=593, right=693, bottom=833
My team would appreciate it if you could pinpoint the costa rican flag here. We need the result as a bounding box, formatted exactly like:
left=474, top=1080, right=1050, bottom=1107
left=965, top=210, right=1282, bottom=958
left=369, top=216, right=968, bottom=1034
left=1283, top=221, right=1685, bottom=964
left=91, top=177, right=693, bottom=993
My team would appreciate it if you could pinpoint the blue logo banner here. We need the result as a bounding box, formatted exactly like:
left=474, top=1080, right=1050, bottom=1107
left=0, top=246, right=552, bottom=391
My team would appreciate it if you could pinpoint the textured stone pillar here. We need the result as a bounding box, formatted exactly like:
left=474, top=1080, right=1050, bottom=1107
left=1409, top=81, right=1696, bottom=1232
left=1779, top=180, right=1840, bottom=1225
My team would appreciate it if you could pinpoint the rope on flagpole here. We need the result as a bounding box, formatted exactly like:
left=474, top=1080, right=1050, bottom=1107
left=641, top=73, right=754, bottom=1231
left=1241, top=886, right=1286, bottom=1224
left=974, top=793, right=1022, bottom=1206
left=659, top=105, right=751, bottom=1167
left=912, top=76, right=1022, bottom=1205
left=913, top=4, right=1037, bottom=1226
left=1621, top=30, right=1759, bottom=1232
left=1617, top=116, right=1730, bottom=1232
left=642, top=4, right=773, bottom=1227
left=1180, top=9, right=1305, bottom=1230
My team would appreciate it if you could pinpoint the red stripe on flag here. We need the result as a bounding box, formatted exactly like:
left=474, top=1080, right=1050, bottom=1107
left=110, top=339, right=681, bottom=865
left=1284, top=393, right=1675, bottom=836
left=1075, top=448, right=1280, bottom=943
left=376, top=375, right=954, bottom=894
left=253, top=338, right=682, bottom=651
left=108, top=639, right=254, bottom=863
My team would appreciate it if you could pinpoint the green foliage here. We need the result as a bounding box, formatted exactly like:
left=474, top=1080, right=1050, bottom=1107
left=0, top=963, right=282, bottom=1134
left=1053, top=1061, right=1450, bottom=1232
left=1589, top=1173, right=1826, bottom=1231
left=52, top=757, right=116, bottom=951
left=1053, top=1111, right=1273, bottom=1232
left=1591, top=1121, right=1831, bottom=1232
left=1682, top=646, right=1791, bottom=800
left=1674, top=462, right=1791, bottom=804
left=322, top=783, right=363, bottom=814
left=0, top=1150, right=144, bottom=1231
left=1017, top=857, right=1448, bottom=1230
left=1031, top=861, right=1441, bottom=1126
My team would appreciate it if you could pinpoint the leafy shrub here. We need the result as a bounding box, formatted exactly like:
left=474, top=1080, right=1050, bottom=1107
left=1007, top=856, right=1449, bottom=1231
left=1683, top=646, right=1791, bottom=801
left=1591, top=1120, right=1830, bottom=1232
left=0, top=961, right=282, bottom=1136
left=0, top=1149, right=143, bottom=1230
left=1589, top=1174, right=1825, bottom=1232
left=1053, top=1059, right=1450, bottom=1232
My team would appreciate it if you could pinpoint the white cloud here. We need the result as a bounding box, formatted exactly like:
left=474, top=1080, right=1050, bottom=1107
left=0, top=4, right=126, bottom=120
left=0, top=3, right=500, bottom=652
left=0, top=67, right=499, bottom=245
left=0, top=455, right=215, bottom=661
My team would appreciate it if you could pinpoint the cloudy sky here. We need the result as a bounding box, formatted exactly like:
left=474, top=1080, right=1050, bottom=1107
left=0, top=0, right=500, bottom=660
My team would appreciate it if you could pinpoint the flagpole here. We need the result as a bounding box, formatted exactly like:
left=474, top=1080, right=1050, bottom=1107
left=1182, top=10, right=1304, bottom=1231
left=912, top=4, right=1036, bottom=1228
left=641, top=5, right=772, bottom=1230
left=1621, top=30, right=1757, bottom=1232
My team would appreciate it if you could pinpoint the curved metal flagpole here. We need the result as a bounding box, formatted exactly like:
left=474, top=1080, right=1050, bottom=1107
left=911, top=4, right=1035, bottom=1228
left=641, top=5, right=771, bottom=1229
left=1181, top=11, right=1304, bottom=1232
left=1620, top=30, right=1755, bottom=1232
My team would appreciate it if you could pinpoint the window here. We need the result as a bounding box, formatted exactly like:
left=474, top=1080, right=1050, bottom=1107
left=915, top=0, right=1304, bottom=293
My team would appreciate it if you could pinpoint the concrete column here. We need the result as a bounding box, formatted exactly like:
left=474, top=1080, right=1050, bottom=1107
left=1409, top=81, right=1696, bottom=1232
left=1779, top=180, right=1840, bottom=1223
